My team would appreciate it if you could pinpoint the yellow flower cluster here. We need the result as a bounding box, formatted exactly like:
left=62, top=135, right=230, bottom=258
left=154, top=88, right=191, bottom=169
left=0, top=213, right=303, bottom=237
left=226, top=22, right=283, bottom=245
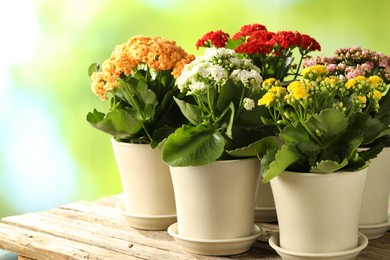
left=91, top=35, right=194, bottom=100
left=301, top=65, right=328, bottom=81
left=345, top=75, right=387, bottom=111
left=287, top=81, right=307, bottom=100
left=322, top=76, right=341, bottom=88
left=258, top=79, right=308, bottom=108
left=258, top=65, right=388, bottom=115
left=261, top=78, right=279, bottom=89
left=258, top=91, right=276, bottom=107
left=345, top=76, right=366, bottom=89
left=258, top=81, right=286, bottom=107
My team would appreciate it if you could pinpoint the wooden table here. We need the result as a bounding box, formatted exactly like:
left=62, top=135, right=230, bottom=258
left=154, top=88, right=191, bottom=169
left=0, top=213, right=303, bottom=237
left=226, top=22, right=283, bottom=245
left=0, top=194, right=388, bottom=260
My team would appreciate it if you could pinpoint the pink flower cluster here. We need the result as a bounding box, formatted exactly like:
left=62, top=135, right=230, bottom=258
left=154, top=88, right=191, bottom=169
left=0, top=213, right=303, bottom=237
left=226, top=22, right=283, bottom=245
left=304, top=46, right=390, bottom=84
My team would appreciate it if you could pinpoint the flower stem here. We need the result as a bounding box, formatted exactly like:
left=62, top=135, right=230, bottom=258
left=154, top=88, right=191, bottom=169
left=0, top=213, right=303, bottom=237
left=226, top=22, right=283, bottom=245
left=293, top=51, right=304, bottom=80
left=207, top=85, right=217, bottom=121
left=143, top=125, right=153, bottom=143
left=302, top=120, right=323, bottom=146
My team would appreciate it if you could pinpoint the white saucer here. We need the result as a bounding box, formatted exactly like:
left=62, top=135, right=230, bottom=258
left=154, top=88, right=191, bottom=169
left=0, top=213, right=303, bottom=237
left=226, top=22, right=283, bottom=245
left=269, top=232, right=368, bottom=260
left=117, top=202, right=176, bottom=231
left=359, top=217, right=390, bottom=239
left=167, top=223, right=261, bottom=256
left=255, top=206, right=278, bottom=222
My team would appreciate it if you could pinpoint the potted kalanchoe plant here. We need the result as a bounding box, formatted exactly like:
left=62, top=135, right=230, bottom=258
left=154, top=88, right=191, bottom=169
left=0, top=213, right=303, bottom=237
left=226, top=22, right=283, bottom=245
left=303, top=46, right=390, bottom=145
left=258, top=66, right=387, bottom=181
left=162, top=47, right=268, bottom=166
left=88, top=35, right=194, bottom=145
left=304, top=46, right=390, bottom=239
left=195, top=23, right=322, bottom=222
left=258, top=65, right=388, bottom=257
left=87, top=35, right=194, bottom=230
left=164, top=47, right=270, bottom=255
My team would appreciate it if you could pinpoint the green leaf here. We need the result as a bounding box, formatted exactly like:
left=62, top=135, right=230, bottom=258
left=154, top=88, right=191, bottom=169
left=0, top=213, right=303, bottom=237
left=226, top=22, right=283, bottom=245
left=378, top=91, right=390, bottom=123
left=324, top=128, right=363, bottom=163
left=86, top=108, right=105, bottom=123
left=261, top=144, right=301, bottom=183
left=134, top=78, right=157, bottom=107
left=163, top=124, right=225, bottom=166
left=143, top=103, right=156, bottom=120
left=305, top=109, right=348, bottom=146
left=173, top=97, right=203, bottom=125
left=297, top=140, right=322, bottom=156
left=150, top=127, right=176, bottom=149
left=216, top=80, right=235, bottom=112
left=86, top=108, right=143, bottom=139
left=352, top=113, right=388, bottom=145
left=359, top=141, right=384, bottom=162
left=310, top=158, right=348, bottom=173
left=227, top=136, right=279, bottom=157
left=88, top=63, right=100, bottom=76
left=118, top=78, right=157, bottom=119
left=280, top=125, right=310, bottom=145
left=156, top=87, right=176, bottom=114
left=132, top=69, right=147, bottom=80
left=225, top=39, right=244, bottom=50
left=156, top=70, right=173, bottom=88
left=260, top=116, right=277, bottom=126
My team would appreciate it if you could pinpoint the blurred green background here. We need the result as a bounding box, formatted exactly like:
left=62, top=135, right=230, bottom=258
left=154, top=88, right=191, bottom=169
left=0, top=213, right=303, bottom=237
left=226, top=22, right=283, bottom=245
left=0, top=0, right=389, bottom=218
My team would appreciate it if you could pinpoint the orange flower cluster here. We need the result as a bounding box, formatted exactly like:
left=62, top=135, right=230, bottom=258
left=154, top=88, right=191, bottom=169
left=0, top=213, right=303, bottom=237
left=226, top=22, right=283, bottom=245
left=91, top=35, right=194, bottom=100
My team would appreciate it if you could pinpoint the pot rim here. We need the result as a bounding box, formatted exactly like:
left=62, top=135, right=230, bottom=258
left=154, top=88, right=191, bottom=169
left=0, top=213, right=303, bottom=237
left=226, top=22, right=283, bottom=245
left=111, top=137, right=150, bottom=147
left=169, top=156, right=259, bottom=168
left=282, top=169, right=367, bottom=178
left=359, top=146, right=390, bottom=152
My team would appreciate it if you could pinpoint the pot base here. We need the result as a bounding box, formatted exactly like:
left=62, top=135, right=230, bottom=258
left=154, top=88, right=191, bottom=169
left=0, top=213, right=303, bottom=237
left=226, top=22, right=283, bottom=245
left=359, top=216, right=390, bottom=240
left=269, top=232, right=368, bottom=260
left=167, top=223, right=261, bottom=256
left=117, top=202, right=176, bottom=230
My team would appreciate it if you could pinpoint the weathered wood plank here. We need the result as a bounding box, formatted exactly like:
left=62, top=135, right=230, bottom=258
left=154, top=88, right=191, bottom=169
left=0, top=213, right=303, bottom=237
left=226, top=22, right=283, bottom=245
left=53, top=201, right=281, bottom=259
left=55, top=201, right=189, bottom=247
left=18, top=256, right=36, bottom=260
left=1, top=212, right=280, bottom=259
left=0, top=199, right=280, bottom=259
left=357, top=234, right=390, bottom=260
left=92, top=194, right=124, bottom=207
left=47, top=197, right=281, bottom=259
left=1, top=212, right=215, bottom=260
left=0, top=223, right=138, bottom=259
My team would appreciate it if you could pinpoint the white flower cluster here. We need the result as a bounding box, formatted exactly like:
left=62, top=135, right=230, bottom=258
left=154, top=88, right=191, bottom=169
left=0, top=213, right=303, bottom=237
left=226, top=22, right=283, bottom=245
left=230, top=69, right=263, bottom=89
left=177, top=48, right=263, bottom=95
left=243, top=98, right=255, bottom=111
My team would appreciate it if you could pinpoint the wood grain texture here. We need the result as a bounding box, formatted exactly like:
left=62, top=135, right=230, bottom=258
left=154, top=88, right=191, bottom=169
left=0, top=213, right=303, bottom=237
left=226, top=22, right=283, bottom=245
left=0, top=194, right=388, bottom=260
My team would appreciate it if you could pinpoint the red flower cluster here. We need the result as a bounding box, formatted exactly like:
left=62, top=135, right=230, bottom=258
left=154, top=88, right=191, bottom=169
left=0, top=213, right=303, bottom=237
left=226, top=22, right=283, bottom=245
left=235, top=31, right=275, bottom=55
left=232, top=23, right=268, bottom=40
left=195, top=30, right=230, bottom=49
left=196, top=24, right=321, bottom=81
left=236, top=30, right=321, bottom=56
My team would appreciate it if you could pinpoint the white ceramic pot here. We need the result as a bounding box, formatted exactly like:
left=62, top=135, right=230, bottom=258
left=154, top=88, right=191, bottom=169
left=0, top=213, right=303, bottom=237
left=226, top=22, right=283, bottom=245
left=169, top=158, right=260, bottom=240
left=111, top=139, right=176, bottom=229
left=359, top=147, right=390, bottom=239
left=254, top=136, right=281, bottom=223
left=255, top=174, right=277, bottom=222
left=270, top=169, right=368, bottom=254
